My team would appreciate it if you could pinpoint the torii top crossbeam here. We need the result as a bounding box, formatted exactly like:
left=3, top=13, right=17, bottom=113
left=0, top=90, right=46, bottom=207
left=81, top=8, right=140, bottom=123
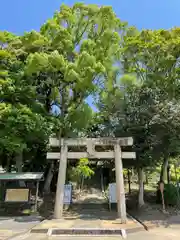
left=49, top=137, right=133, bottom=147
left=48, top=137, right=135, bottom=224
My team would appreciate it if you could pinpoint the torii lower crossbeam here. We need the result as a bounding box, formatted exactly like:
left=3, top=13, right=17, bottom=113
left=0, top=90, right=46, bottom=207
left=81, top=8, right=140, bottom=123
left=47, top=137, right=136, bottom=223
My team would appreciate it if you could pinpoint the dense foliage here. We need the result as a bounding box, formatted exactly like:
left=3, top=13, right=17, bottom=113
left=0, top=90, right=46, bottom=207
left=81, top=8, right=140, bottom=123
left=1, top=3, right=180, bottom=206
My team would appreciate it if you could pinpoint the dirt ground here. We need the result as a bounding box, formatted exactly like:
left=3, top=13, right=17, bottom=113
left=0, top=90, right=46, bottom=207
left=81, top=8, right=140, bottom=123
left=2, top=185, right=180, bottom=240
left=126, top=183, right=180, bottom=228
left=38, top=184, right=180, bottom=225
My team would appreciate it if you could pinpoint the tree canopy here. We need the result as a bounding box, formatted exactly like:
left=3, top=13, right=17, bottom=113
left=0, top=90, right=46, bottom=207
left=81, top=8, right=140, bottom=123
left=1, top=3, right=180, bottom=207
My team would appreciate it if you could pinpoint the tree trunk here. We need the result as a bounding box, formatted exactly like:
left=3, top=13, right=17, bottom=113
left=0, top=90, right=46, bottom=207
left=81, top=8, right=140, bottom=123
left=131, top=168, right=134, bottom=177
left=160, top=157, right=168, bottom=183
left=145, top=173, right=149, bottom=185
left=6, top=157, right=11, bottom=172
left=100, top=168, right=104, bottom=192
left=81, top=176, right=84, bottom=192
left=127, top=169, right=131, bottom=194
left=167, top=165, right=170, bottom=184
left=54, top=84, right=67, bottom=218
left=174, top=164, right=180, bottom=207
left=138, top=167, right=145, bottom=207
left=44, top=162, right=54, bottom=194
left=15, top=152, right=23, bottom=172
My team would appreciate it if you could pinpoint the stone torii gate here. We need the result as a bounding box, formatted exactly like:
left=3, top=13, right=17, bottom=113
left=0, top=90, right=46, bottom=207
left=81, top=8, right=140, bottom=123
left=47, top=137, right=136, bottom=223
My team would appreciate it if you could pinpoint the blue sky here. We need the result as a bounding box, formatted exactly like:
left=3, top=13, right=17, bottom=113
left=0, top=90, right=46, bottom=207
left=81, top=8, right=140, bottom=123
left=1, top=0, right=180, bottom=33
left=1, top=0, right=180, bottom=110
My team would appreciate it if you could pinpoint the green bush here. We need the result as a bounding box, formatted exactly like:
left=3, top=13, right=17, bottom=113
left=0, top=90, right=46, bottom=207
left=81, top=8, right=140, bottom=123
left=164, top=183, right=179, bottom=205
left=170, top=175, right=177, bottom=182
left=157, top=183, right=180, bottom=206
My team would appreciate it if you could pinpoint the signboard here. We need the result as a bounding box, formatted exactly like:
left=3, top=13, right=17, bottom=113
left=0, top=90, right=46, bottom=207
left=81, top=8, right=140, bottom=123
left=109, top=183, right=117, bottom=203
left=5, top=189, right=29, bottom=202
left=63, top=184, right=72, bottom=204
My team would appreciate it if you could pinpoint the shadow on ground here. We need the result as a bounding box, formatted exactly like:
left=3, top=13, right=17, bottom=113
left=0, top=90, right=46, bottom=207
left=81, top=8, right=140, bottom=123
left=38, top=193, right=118, bottom=220
left=4, top=187, right=179, bottom=228
left=126, top=188, right=180, bottom=228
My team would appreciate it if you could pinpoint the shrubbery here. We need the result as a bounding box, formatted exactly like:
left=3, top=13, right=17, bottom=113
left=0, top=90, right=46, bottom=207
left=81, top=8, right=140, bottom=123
left=157, top=183, right=180, bottom=206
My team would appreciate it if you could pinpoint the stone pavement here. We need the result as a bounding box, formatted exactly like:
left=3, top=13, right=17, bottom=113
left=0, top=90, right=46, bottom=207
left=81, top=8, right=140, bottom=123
left=5, top=227, right=180, bottom=240
left=2, top=214, right=180, bottom=240
left=32, top=216, right=142, bottom=229
left=30, top=214, right=143, bottom=237
left=1, top=212, right=180, bottom=240
left=0, top=216, right=42, bottom=240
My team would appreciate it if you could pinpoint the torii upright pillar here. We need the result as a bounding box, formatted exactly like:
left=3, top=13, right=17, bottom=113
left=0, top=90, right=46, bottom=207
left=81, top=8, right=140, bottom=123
left=48, top=137, right=135, bottom=222
left=54, top=139, right=68, bottom=219
left=114, top=142, right=126, bottom=223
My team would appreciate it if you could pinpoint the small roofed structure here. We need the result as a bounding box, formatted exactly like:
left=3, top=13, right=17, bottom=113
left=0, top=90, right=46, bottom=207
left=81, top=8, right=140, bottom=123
left=0, top=172, right=43, bottom=181
left=0, top=172, right=44, bottom=213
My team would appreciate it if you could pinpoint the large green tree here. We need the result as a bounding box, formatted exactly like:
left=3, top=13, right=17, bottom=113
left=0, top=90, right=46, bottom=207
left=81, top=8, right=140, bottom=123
left=122, top=28, right=180, bottom=96
left=2, top=3, right=126, bottom=200
left=97, top=28, right=180, bottom=206
left=122, top=28, right=180, bottom=184
left=0, top=31, right=53, bottom=172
